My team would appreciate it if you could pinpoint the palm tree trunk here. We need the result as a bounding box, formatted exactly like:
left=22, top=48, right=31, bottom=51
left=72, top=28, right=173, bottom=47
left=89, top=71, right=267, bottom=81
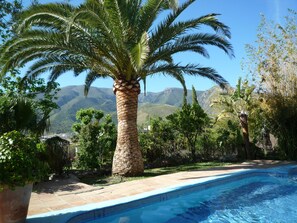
left=112, top=80, right=144, bottom=176
left=239, top=112, right=251, bottom=159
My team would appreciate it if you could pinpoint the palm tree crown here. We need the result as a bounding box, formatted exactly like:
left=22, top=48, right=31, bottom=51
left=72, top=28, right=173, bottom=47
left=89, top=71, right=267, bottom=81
left=0, top=0, right=233, bottom=176
left=1, top=0, right=233, bottom=91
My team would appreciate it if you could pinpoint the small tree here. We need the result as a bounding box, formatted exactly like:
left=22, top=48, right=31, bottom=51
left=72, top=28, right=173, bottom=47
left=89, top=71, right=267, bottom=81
left=167, top=86, right=210, bottom=161
left=72, top=108, right=117, bottom=170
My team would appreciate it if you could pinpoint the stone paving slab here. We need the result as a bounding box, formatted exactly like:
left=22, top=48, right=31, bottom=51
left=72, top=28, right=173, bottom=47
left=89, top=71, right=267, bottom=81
left=28, top=160, right=294, bottom=216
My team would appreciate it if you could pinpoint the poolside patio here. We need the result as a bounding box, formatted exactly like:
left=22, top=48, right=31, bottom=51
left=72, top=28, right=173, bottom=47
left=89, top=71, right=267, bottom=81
left=28, top=160, right=295, bottom=217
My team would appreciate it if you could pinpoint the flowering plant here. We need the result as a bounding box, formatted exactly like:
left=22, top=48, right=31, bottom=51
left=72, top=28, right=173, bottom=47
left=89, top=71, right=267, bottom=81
left=0, top=131, right=47, bottom=191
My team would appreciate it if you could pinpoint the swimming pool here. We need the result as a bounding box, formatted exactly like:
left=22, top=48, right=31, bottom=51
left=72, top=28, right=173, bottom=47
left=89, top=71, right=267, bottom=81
left=27, top=165, right=297, bottom=223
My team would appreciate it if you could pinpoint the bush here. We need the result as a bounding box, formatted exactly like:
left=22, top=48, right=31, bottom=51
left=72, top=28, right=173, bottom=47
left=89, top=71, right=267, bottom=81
left=0, top=131, right=48, bottom=190
left=44, top=136, right=72, bottom=175
left=140, top=118, right=190, bottom=168
left=72, top=109, right=117, bottom=170
left=265, top=95, right=297, bottom=160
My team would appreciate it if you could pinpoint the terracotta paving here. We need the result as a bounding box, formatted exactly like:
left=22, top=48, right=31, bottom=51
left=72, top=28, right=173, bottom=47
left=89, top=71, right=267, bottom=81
left=28, top=160, right=295, bottom=216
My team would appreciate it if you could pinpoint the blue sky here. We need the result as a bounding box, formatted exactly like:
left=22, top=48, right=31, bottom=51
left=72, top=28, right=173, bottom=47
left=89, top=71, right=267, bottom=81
left=22, top=0, right=297, bottom=92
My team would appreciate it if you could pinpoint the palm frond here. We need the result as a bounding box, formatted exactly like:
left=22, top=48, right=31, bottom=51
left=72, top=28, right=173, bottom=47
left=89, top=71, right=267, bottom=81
left=197, top=13, right=231, bottom=39
left=150, top=12, right=234, bottom=58
left=103, top=0, right=126, bottom=41
left=163, top=0, right=179, bottom=11
left=175, top=33, right=233, bottom=56
left=147, top=63, right=228, bottom=88
left=139, top=0, right=171, bottom=34
left=130, top=31, right=150, bottom=71
left=146, top=41, right=209, bottom=66
left=17, top=3, right=76, bottom=33
left=84, top=71, right=109, bottom=96
left=149, top=0, right=194, bottom=48
left=166, top=70, right=188, bottom=96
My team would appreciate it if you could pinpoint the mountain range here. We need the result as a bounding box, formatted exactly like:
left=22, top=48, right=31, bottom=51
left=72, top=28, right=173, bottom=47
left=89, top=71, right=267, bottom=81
left=49, top=85, right=222, bottom=133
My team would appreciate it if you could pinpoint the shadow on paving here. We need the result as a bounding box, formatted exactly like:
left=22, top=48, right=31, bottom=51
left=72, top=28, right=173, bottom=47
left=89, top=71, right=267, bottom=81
left=33, top=174, right=90, bottom=194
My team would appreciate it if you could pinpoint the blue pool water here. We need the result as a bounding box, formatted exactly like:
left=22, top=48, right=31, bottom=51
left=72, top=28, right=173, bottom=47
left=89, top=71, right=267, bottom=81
left=80, top=170, right=297, bottom=223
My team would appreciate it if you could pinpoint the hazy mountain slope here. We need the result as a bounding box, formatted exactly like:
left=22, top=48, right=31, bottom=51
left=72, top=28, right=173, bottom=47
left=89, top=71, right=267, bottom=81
left=137, top=103, right=179, bottom=126
left=197, top=86, right=223, bottom=116
left=49, top=85, right=222, bottom=133
left=138, top=88, right=201, bottom=106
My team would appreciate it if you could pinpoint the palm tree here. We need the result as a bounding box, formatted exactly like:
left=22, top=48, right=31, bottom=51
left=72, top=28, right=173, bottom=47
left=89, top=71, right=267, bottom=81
left=0, top=76, right=59, bottom=136
left=0, top=95, right=45, bottom=136
left=212, top=78, right=255, bottom=159
left=0, top=0, right=233, bottom=176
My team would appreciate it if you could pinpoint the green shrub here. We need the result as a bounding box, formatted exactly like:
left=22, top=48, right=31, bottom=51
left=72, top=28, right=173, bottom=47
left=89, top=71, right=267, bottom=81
left=140, top=118, right=189, bottom=168
left=44, top=136, right=72, bottom=175
left=72, top=109, right=117, bottom=170
left=0, top=131, right=48, bottom=191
